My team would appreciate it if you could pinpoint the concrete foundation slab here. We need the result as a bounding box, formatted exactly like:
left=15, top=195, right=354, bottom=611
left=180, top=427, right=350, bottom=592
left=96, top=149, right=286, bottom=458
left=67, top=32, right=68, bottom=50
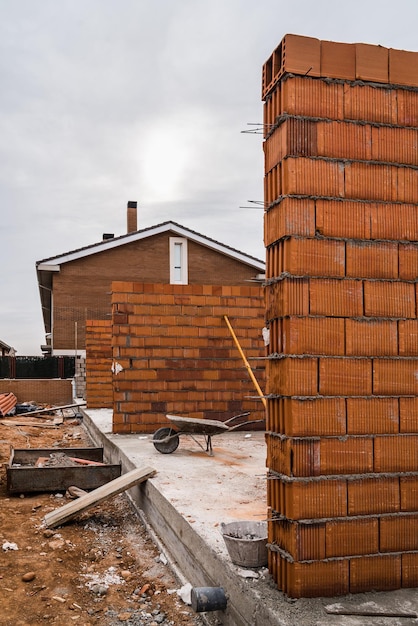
left=82, top=409, right=418, bottom=626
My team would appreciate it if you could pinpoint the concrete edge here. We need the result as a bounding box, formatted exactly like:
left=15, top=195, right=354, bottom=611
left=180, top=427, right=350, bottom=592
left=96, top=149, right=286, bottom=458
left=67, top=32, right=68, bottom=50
left=81, top=410, right=290, bottom=626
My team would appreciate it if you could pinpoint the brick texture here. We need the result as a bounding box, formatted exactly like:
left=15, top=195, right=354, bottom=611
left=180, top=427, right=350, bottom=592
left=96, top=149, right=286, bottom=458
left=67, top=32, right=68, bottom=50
left=0, top=380, right=73, bottom=405
left=108, top=283, right=265, bottom=433
left=85, top=320, right=113, bottom=409
left=263, top=33, right=418, bottom=597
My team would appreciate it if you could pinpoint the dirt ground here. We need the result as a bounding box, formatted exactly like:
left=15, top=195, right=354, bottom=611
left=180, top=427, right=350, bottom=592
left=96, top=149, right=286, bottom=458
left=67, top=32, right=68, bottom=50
left=0, top=410, right=204, bottom=626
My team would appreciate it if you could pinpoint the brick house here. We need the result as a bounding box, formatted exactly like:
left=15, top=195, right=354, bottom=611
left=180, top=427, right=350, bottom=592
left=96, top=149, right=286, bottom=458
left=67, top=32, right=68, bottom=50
left=36, top=202, right=265, bottom=356
left=36, top=203, right=267, bottom=419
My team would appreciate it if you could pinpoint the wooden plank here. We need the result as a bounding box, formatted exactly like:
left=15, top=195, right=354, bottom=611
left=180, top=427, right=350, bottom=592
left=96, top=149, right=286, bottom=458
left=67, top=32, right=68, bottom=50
left=0, top=420, right=59, bottom=428
left=44, top=466, right=156, bottom=528
left=15, top=403, right=86, bottom=418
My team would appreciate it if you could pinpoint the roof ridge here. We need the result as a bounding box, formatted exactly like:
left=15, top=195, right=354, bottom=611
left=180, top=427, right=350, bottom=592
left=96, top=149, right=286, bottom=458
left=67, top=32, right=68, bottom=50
left=36, top=220, right=265, bottom=266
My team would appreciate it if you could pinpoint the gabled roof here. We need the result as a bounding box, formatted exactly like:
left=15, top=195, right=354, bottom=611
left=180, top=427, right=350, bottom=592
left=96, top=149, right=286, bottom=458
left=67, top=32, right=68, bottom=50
left=36, top=221, right=265, bottom=337
left=36, top=221, right=265, bottom=270
left=0, top=339, right=14, bottom=353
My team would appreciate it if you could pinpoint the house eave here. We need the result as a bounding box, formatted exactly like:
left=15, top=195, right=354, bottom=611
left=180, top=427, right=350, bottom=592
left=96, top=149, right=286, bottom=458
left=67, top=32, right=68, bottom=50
left=36, top=222, right=265, bottom=272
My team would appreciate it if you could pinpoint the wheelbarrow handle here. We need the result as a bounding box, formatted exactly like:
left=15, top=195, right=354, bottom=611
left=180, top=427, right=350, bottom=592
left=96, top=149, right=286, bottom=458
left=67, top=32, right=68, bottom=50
left=227, top=419, right=265, bottom=431
left=224, top=412, right=251, bottom=426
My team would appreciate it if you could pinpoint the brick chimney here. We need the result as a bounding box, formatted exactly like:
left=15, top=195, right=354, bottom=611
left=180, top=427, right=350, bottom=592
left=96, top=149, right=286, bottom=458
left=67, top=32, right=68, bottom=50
left=127, top=201, right=137, bottom=233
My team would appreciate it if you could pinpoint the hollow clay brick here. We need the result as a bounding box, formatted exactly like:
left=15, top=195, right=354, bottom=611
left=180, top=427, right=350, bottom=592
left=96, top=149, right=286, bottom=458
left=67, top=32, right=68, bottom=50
left=320, top=437, right=373, bottom=475
left=325, top=518, right=379, bottom=558
left=271, top=519, right=326, bottom=561
left=270, top=477, right=347, bottom=520
left=364, top=281, right=416, bottom=318
left=317, top=120, right=371, bottom=161
left=374, top=435, right=418, bottom=472
left=347, top=397, right=399, bottom=434
left=267, top=396, right=346, bottom=436
left=267, top=435, right=315, bottom=476
left=309, top=279, right=363, bottom=317
left=319, top=358, right=372, bottom=396
left=399, top=243, right=418, bottom=281
left=346, top=241, right=398, bottom=280
left=399, top=320, right=418, bottom=356
left=315, top=199, right=372, bottom=240
left=397, top=166, right=418, bottom=204
left=265, top=278, right=309, bottom=319
left=400, top=398, right=418, bottom=433
left=264, top=198, right=316, bottom=245
left=282, top=75, right=344, bottom=119
left=264, top=123, right=288, bottom=172
left=344, top=162, right=397, bottom=202
left=402, top=553, right=418, bottom=588
left=283, top=237, right=345, bottom=277
left=282, top=317, right=345, bottom=356
left=282, top=34, right=321, bottom=77
left=371, top=126, right=418, bottom=166
left=350, top=555, right=401, bottom=593
left=380, top=516, right=418, bottom=552
left=345, top=319, right=398, bottom=357
left=321, top=40, right=356, bottom=80
left=371, top=203, right=418, bottom=241
left=266, top=357, right=318, bottom=396
left=389, top=47, right=418, bottom=87
left=264, top=164, right=280, bottom=207
left=264, top=118, right=317, bottom=171
left=355, top=43, right=389, bottom=83
left=282, top=157, right=344, bottom=197
left=373, top=360, right=418, bottom=395
left=348, top=477, right=400, bottom=515
left=343, top=83, right=396, bottom=125
left=400, top=477, right=418, bottom=512
left=285, top=559, right=349, bottom=598
left=397, top=89, right=418, bottom=127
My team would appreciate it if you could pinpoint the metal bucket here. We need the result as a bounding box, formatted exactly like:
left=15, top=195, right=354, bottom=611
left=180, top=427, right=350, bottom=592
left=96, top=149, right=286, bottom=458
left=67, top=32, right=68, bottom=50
left=221, top=520, right=268, bottom=568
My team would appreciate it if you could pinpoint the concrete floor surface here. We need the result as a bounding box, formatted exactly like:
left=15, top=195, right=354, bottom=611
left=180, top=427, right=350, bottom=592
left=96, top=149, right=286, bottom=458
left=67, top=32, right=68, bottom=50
left=82, top=409, right=418, bottom=626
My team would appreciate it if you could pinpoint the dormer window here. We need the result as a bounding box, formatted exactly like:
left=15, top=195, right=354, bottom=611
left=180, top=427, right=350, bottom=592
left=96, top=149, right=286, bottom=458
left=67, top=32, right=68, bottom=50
left=170, top=237, right=188, bottom=284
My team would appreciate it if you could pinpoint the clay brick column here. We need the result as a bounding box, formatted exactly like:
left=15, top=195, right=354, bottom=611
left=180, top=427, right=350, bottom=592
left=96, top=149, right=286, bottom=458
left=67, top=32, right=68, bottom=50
left=263, top=35, right=418, bottom=597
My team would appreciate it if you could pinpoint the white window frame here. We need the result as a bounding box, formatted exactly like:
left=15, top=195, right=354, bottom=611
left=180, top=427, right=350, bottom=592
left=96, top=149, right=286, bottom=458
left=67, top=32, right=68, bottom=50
left=169, top=237, right=188, bottom=284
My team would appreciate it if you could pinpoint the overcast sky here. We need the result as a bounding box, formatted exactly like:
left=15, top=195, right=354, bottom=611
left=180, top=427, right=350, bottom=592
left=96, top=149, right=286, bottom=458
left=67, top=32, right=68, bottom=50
left=1, top=0, right=417, bottom=355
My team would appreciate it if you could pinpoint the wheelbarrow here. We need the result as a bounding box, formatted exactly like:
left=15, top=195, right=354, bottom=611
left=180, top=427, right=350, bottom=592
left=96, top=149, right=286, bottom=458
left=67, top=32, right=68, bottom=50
left=152, top=413, right=263, bottom=456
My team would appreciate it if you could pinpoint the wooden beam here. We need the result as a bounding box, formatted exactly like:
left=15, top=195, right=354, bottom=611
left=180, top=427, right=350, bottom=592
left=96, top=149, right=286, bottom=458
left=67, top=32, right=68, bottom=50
left=16, top=403, right=86, bottom=418
left=44, top=466, right=156, bottom=528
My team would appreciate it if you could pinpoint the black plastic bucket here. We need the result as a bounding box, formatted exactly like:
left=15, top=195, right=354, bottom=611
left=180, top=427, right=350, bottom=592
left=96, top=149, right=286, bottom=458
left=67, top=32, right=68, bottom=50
left=191, top=586, right=227, bottom=612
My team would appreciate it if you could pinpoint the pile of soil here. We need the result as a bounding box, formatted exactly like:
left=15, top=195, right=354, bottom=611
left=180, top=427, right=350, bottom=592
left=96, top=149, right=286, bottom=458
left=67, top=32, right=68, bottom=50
left=0, top=413, right=204, bottom=626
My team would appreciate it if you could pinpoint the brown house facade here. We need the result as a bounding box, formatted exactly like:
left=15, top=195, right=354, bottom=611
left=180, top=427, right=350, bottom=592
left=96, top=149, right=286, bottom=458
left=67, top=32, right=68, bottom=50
left=36, top=203, right=265, bottom=356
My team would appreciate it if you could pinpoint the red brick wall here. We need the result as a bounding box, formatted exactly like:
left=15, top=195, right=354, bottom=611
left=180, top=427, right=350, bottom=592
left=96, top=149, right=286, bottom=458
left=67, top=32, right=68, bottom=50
left=52, top=233, right=261, bottom=351
left=85, top=320, right=113, bottom=409
left=0, top=380, right=73, bottom=405
left=110, top=282, right=266, bottom=433
left=263, top=35, right=418, bottom=598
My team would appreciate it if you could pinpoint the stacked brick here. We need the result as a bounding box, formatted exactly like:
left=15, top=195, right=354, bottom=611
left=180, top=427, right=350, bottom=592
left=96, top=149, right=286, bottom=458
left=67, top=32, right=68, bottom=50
left=110, top=282, right=265, bottom=433
left=85, top=320, right=113, bottom=408
left=263, top=35, right=418, bottom=597
left=74, top=356, right=87, bottom=400
left=0, top=380, right=73, bottom=406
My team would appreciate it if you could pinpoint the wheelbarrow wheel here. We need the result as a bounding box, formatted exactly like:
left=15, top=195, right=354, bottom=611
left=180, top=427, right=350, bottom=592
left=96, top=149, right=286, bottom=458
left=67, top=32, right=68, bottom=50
left=152, top=427, right=180, bottom=454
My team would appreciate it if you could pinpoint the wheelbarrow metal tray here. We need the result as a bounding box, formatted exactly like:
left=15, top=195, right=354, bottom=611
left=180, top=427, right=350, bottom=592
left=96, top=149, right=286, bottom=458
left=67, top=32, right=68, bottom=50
left=166, top=414, right=230, bottom=435
left=7, top=447, right=121, bottom=494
